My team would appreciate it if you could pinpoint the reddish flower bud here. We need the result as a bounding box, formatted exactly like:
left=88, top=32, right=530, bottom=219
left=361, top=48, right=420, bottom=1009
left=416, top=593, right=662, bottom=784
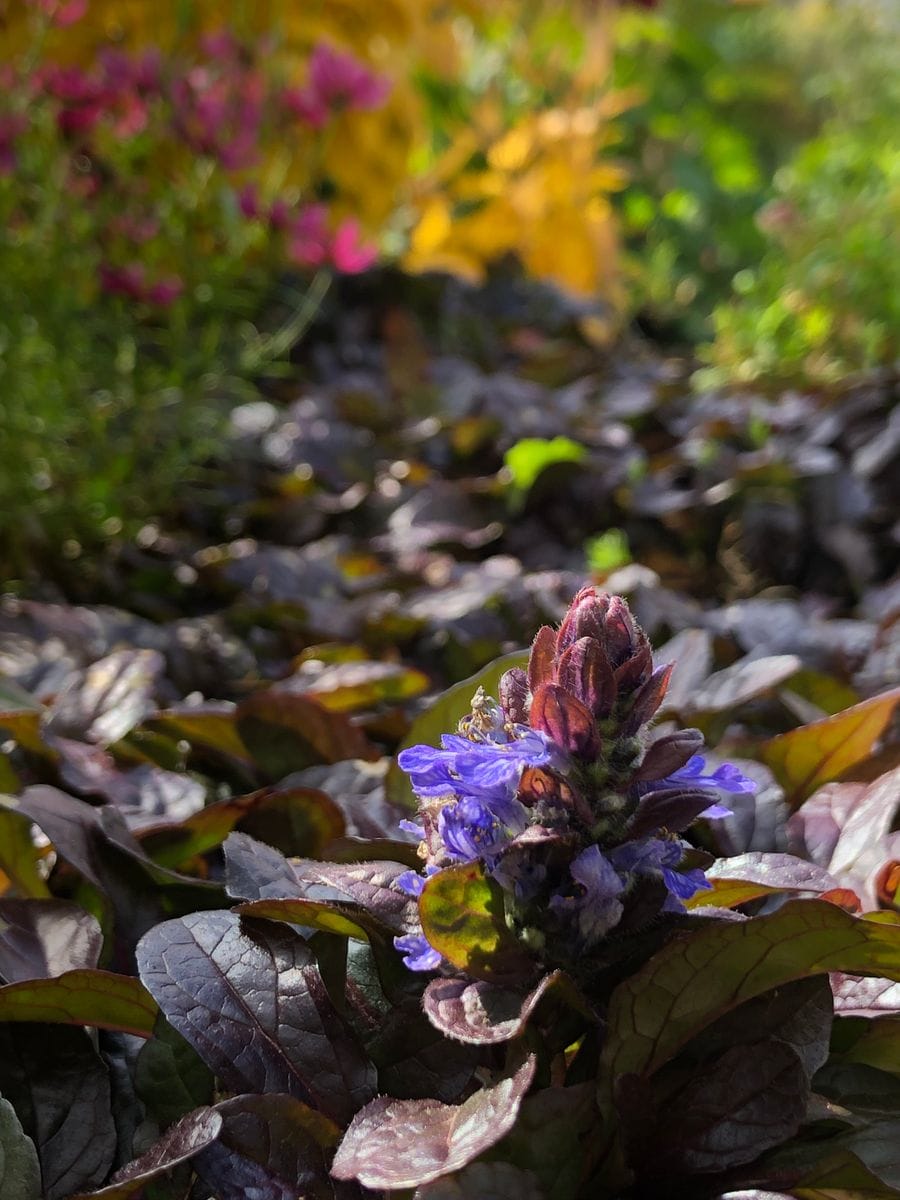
left=556, top=586, right=610, bottom=653
left=527, top=625, right=556, bottom=693
left=556, top=637, right=617, bottom=719
left=530, top=683, right=600, bottom=761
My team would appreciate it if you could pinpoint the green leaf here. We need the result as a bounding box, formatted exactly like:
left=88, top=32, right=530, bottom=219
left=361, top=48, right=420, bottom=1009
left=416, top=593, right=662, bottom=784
left=134, top=1017, right=214, bottom=1129
left=504, top=437, right=586, bottom=494
left=760, top=689, right=900, bottom=808
left=236, top=690, right=378, bottom=779
left=602, top=900, right=900, bottom=1085
left=0, top=810, right=50, bottom=899
left=386, top=649, right=529, bottom=811
left=0, top=969, right=158, bottom=1036
left=420, top=862, right=533, bottom=982
left=0, top=1096, right=41, bottom=1200
left=833, top=1017, right=900, bottom=1077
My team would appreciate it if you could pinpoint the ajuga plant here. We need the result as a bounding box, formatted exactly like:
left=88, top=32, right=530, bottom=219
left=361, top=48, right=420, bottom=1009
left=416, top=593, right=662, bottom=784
left=2, top=588, right=900, bottom=1200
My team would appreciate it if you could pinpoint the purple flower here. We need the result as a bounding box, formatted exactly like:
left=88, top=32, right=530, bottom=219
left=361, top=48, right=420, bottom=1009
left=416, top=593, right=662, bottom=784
left=393, top=933, right=442, bottom=972
left=397, top=726, right=560, bottom=802
left=610, top=835, right=711, bottom=912
left=653, top=755, right=757, bottom=819
left=551, top=845, right=625, bottom=944
left=395, top=865, right=440, bottom=897
left=438, top=795, right=527, bottom=864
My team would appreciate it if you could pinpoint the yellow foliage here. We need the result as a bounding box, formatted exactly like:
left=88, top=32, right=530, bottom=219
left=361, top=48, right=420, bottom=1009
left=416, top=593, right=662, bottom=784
left=2, top=0, right=628, bottom=305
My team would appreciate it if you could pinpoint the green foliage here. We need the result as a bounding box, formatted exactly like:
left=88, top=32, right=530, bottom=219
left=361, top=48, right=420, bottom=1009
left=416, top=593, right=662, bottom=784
left=584, top=528, right=631, bottom=576
left=701, top=121, right=900, bottom=385
left=503, top=437, right=586, bottom=496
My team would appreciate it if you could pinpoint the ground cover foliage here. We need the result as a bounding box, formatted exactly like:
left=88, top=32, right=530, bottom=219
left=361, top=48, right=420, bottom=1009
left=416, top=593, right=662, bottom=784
left=0, top=269, right=899, bottom=1197
left=1, top=3, right=900, bottom=1197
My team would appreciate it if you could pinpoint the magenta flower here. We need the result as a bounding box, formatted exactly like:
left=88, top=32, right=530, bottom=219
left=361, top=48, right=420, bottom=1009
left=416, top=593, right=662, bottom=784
left=331, top=218, right=378, bottom=274
left=287, top=204, right=330, bottom=268
left=283, top=42, right=390, bottom=129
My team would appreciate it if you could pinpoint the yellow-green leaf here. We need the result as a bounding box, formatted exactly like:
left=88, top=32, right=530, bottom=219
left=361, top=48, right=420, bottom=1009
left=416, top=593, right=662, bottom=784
left=760, top=689, right=900, bottom=809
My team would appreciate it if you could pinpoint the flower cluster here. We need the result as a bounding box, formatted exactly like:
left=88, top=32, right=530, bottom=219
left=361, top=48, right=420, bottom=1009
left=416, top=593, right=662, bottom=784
left=3, top=21, right=385, bottom=307
left=393, top=588, right=756, bottom=974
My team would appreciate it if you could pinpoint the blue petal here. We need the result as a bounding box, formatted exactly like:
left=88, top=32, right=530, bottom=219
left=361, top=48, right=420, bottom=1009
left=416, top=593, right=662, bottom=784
left=393, top=934, right=442, bottom=972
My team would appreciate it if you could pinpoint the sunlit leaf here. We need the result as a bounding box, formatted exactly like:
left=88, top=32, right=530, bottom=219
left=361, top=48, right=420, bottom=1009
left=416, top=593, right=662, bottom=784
left=760, top=690, right=900, bottom=808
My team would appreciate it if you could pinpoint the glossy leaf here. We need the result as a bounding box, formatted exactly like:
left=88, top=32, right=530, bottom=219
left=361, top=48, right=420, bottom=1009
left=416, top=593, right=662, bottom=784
left=420, top=862, right=534, bottom=982
left=368, top=1006, right=479, bottom=1102
left=684, top=853, right=845, bottom=911
left=0, top=1097, right=41, bottom=1200
left=830, top=973, right=900, bottom=1017
left=422, top=971, right=583, bottom=1045
left=487, top=1083, right=598, bottom=1200
left=0, top=968, right=157, bottom=1035
left=69, top=1106, right=223, bottom=1199
left=414, top=1162, right=544, bottom=1199
left=0, top=1024, right=116, bottom=1200
left=653, top=1039, right=809, bottom=1174
left=0, top=810, right=50, bottom=899
left=134, top=1016, right=215, bottom=1129
left=43, top=649, right=164, bottom=747
left=683, top=654, right=801, bottom=716
left=603, top=900, right=900, bottom=1084
left=760, top=689, right=900, bottom=808
left=331, top=1055, right=536, bottom=1190
left=0, top=898, right=102, bottom=982
left=224, top=832, right=414, bottom=932
left=236, top=689, right=378, bottom=779
left=192, top=1093, right=339, bottom=1200
left=386, top=649, right=529, bottom=811
left=136, top=910, right=376, bottom=1124
left=233, top=785, right=346, bottom=857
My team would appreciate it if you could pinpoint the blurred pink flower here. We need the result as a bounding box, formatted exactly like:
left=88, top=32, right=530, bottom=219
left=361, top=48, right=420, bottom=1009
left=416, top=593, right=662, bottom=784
left=288, top=204, right=330, bottom=267
left=99, top=263, right=184, bottom=306
left=284, top=42, right=389, bottom=128
left=238, top=184, right=261, bottom=220
left=330, top=217, right=377, bottom=273
left=31, top=0, right=87, bottom=26
left=171, top=61, right=264, bottom=170
left=146, top=276, right=185, bottom=306
left=99, top=262, right=147, bottom=301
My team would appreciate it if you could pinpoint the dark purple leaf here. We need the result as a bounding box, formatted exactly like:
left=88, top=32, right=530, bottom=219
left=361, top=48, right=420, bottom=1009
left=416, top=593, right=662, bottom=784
left=652, top=1040, right=808, bottom=1174
left=0, top=899, right=102, bottom=983
left=0, top=1096, right=41, bottom=1200
left=236, top=689, right=378, bottom=779
left=627, top=785, right=724, bottom=839
left=43, top=649, right=164, bottom=746
left=224, top=832, right=414, bottom=934
left=602, top=900, right=900, bottom=1087
left=69, top=1106, right=223, bottom=1199
left=0, top=1024, right=116, bottom=1200
left=683, top=655, right=801, bottom=716
left=487, top=1082, right=597, bottom=1199
left=192, top=1093, right=339, bottom=1200
left=136, top=911, right=376, bottom=1124
left=422, top=971, right=580, bottom=1045
left=632, top=728, right=704, bottom=782
left=367, top=1007, right=479, bottom=1102
left=624, top=663, right=673, bottom=733
left=414, top=1162, right=544, bottom=1199
left=331, top=1055, right=535, bottom=1190
left=691, top=853, right=846, bottom=911
left=234, top=785, right=345, bottom=856
left=134, top=1017, right=215, bottom=1129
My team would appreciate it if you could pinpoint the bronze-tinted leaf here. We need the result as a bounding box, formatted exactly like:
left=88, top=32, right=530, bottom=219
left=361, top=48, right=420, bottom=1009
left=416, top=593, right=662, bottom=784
left=331, top=1055, right=535, bottom=1190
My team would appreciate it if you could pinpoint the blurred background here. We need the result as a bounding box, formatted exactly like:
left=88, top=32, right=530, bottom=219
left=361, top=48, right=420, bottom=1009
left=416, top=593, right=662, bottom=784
left=0, top=0, right=898, bottom=605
